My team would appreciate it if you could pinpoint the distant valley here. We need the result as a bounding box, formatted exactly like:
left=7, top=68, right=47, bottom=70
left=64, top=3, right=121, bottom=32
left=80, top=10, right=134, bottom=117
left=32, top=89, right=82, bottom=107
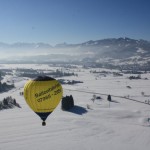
left=0, top=37, right=150, bottom=71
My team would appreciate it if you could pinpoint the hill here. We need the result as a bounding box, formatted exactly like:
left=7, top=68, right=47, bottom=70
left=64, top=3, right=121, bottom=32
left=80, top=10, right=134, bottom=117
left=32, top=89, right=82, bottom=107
left=0, top=38, right=150, bottom=70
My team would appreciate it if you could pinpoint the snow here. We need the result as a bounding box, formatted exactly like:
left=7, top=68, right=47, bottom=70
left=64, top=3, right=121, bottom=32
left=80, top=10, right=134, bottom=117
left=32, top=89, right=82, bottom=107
left=0, top=64, right=150, bottom=150
left=137, top=48, right=146, bottom=54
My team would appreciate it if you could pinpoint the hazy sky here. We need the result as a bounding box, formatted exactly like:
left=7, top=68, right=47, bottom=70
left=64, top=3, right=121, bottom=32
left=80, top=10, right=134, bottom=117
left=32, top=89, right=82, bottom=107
left=0, top=0, right=150, bottom=45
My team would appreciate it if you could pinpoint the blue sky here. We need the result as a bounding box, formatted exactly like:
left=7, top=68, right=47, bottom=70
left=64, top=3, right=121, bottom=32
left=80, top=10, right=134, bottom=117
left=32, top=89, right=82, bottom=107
left=0, top=0, right=150, bottom=45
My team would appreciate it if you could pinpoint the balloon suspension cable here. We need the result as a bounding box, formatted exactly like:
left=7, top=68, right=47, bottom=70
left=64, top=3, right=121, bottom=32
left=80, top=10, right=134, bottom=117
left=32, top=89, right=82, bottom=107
left=42, top=121, right=46, bottom=126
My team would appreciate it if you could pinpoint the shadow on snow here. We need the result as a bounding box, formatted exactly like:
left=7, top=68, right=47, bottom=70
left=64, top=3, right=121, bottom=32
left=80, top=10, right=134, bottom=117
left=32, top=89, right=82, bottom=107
left=69, top=105, right=88, bottom=115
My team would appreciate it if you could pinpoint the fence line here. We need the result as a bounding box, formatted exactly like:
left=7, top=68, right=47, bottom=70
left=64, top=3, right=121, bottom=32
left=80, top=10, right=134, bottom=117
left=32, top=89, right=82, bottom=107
left=64, top=88, right=150, bottom=105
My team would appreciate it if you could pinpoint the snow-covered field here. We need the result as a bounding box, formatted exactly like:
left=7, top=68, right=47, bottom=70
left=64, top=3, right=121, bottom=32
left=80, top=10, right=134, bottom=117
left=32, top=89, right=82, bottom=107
left=0, top=64, right=150, bottom=150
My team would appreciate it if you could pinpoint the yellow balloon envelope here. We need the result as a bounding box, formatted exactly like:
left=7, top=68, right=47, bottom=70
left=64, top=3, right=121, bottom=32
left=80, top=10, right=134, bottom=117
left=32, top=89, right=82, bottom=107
left=24, top=76, right=63, bottom=126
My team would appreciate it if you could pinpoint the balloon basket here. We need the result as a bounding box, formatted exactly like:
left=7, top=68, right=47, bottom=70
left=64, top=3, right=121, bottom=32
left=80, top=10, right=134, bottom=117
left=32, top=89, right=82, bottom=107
left=42, top=121, right=46, bottom=126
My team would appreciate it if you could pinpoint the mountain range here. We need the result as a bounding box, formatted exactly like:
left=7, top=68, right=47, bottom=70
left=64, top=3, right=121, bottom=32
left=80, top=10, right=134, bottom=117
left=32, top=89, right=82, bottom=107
left=0, top=37, right=150, bottom=66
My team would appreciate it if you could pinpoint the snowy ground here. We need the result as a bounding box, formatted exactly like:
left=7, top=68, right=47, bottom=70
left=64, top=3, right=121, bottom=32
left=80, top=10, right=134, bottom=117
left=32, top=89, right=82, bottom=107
left=0, top=64, right=150, bottom=150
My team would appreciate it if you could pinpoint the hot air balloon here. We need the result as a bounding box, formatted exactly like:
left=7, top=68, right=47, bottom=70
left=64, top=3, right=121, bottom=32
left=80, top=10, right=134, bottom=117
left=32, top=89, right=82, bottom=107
left=24, top=76, right=63, bottom=126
